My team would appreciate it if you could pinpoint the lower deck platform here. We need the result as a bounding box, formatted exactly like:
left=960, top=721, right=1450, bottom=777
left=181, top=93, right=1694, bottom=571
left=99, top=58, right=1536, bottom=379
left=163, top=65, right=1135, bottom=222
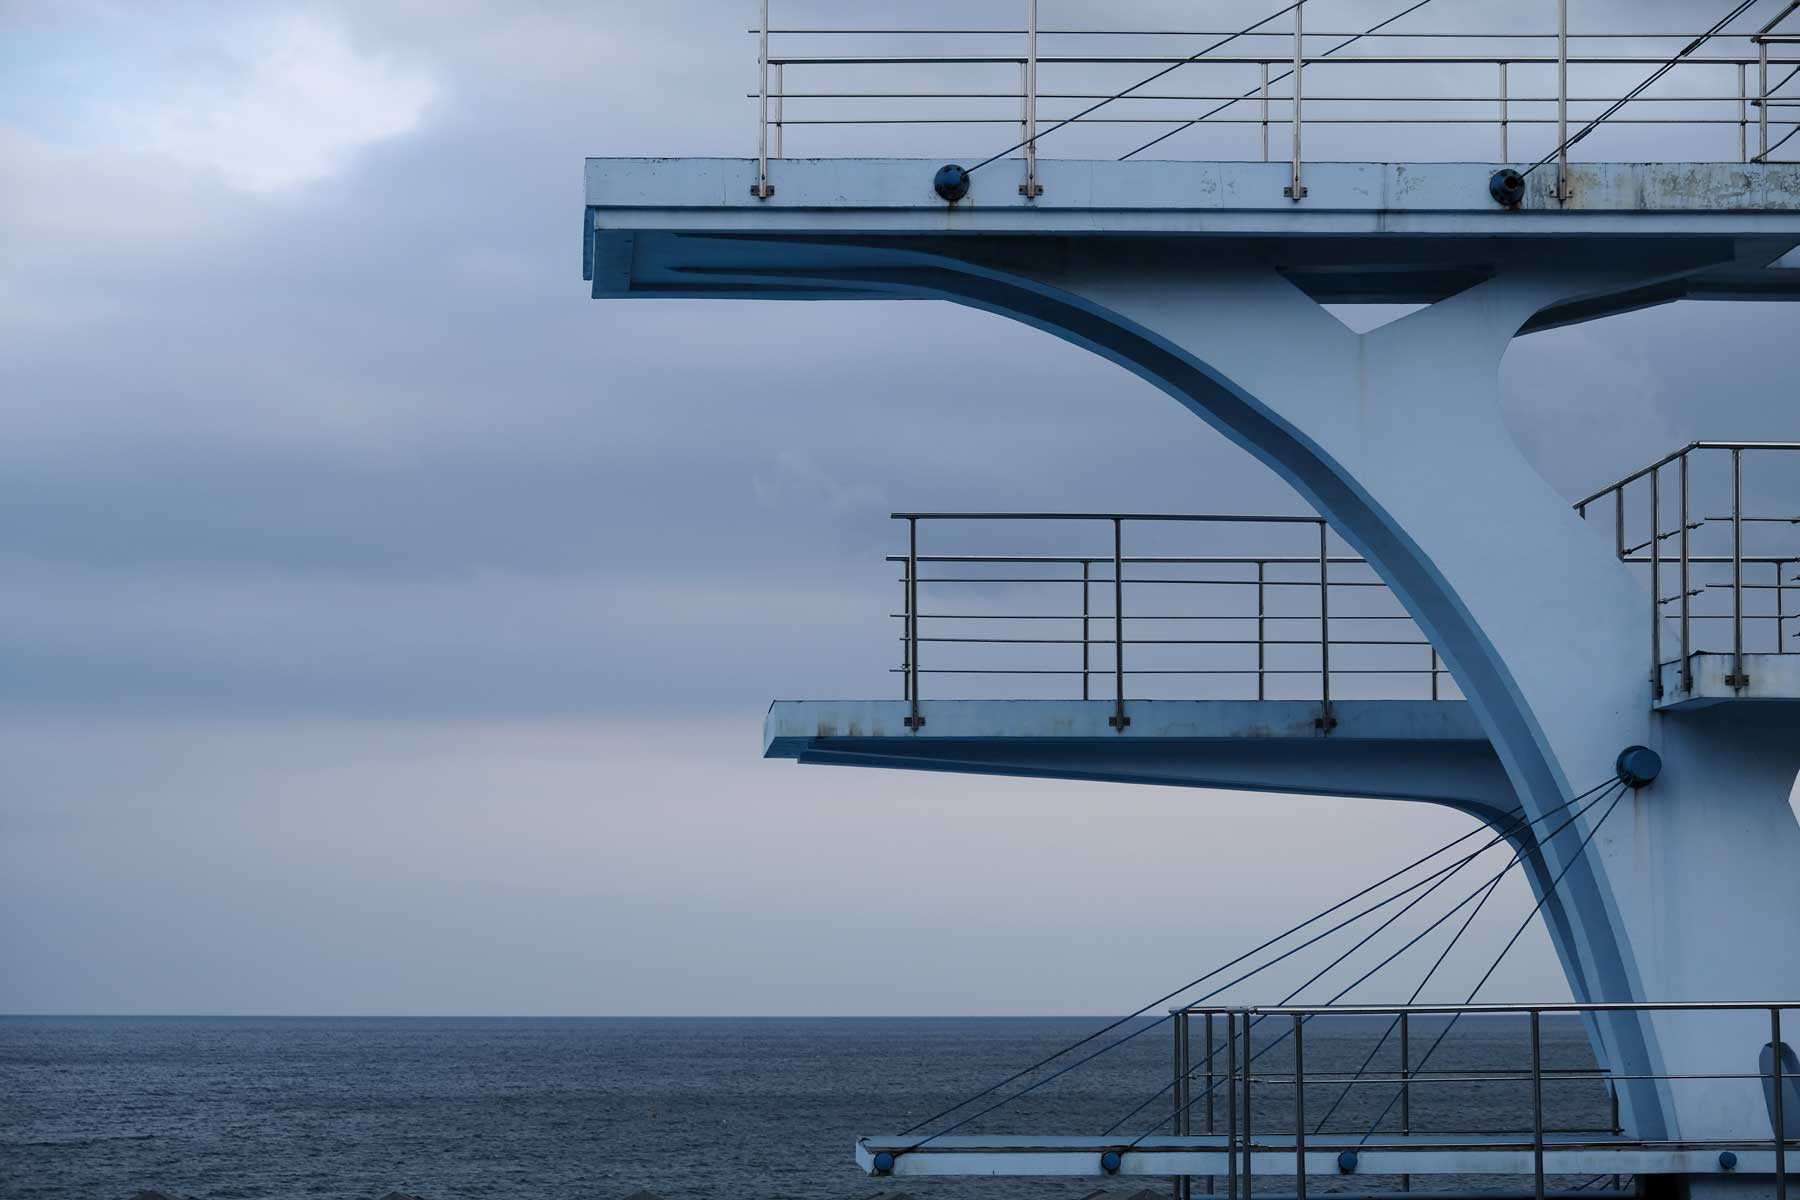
left=855, top=1133, right=1782, bottom=1179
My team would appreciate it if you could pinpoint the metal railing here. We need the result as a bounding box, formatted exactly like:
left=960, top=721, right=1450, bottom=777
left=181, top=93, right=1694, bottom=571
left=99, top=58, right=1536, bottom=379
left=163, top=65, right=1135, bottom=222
left=892, top=513, right=1457, bottom=731
left=1167, top=1000, right=1797, bottom=1200
left=1575, top=443, right=1800, bottom=700
left=749, top=1, right=1800, bottom=201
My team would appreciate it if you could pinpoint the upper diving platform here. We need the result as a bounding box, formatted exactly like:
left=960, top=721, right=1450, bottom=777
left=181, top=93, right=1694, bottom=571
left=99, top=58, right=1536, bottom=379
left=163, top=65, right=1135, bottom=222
left=587, top=4, right=1800, bottom=316
left=585, top=159, right=1800, bottom=321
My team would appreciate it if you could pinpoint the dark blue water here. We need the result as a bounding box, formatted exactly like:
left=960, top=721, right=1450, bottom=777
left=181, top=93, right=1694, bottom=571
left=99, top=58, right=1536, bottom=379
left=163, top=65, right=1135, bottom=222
left=0, top=1016, right=1607, bottom=1200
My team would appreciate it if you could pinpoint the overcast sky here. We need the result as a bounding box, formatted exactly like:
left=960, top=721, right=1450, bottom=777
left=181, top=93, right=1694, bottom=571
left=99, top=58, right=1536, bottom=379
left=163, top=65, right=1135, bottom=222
left=2, top=0, right=1796, bottom=1016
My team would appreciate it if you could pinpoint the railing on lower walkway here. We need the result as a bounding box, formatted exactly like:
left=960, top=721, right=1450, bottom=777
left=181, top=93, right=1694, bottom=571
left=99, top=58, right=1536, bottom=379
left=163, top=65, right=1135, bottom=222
left=1161, top=1001, right=1796, bottom=1200
left=1575, top=442, right=1799, bottom=701
left=890, top=512, right=1459, bottom=731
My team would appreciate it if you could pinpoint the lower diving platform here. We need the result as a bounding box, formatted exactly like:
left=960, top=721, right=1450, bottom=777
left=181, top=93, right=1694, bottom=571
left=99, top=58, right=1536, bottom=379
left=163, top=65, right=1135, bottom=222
left=765, top=699, right=1500, bottom=808
left=852, top=1002, right=1800, bottom=1193
left=855, top=1133, right=1780, bottom=1181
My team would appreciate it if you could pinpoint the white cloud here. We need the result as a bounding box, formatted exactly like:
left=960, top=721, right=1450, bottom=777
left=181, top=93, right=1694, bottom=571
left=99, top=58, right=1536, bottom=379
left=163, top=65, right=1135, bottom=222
left=113, top=10, right=435, bottom=194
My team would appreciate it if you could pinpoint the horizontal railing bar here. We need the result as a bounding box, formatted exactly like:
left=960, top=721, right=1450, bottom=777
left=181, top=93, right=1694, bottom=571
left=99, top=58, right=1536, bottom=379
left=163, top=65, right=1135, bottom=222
left=1703, top=515, right=1800, bottom=523
left=893, top=511, right=1326, bottom=523
left=907, top=636, right=1430, bottom=645
left=1086, top=1138, right=1800, bottom=1156
left=757, top=92, right=1781, bottom=104
left=1684, top=583, right=1793, bottom=591
left=759, top=29, right=1782, bottom=40
left=906, top=577, right=1394, bottom=586
left=1209, top=1001, right=1800, bottom=1014
left=895, top=667, right=1442, bottom=675
left=770, top=54, right=1798, bottom=66
left=766, top=116, right=1800, bottom=127
left=1620, top=555, right=1796, bottom=566
left=1575, top=442, right=1800, bottom=509
left=892, top=613, right=1421, bottom=621
left=1223, top=1070, right=1773, bottom=1086
left=887, top=554, right=1368, bottom=564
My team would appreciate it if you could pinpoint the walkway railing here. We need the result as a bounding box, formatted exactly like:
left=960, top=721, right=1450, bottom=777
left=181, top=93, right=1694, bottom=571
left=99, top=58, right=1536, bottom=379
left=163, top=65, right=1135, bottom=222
left=891, top=513, right=1455, bottom=731
left=1575, top=442, right=1800, bottom=699
left=1167, top=1000, right=1797, bottom=1200
left=749, top=1, right=1800, bottom=201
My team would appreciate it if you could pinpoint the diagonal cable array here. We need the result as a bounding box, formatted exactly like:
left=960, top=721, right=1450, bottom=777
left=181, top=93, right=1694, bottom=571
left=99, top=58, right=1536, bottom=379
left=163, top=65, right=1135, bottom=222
left=963, top=1, right=1309, bottom=175
left=894, top=804, right=1521, bottom=1141
left=892, top=774, right=1625, bottom=1156
left=1113, top=780, right=1625, bottom=1145
left=1307, top=863, right=1510, bottom=1133
left=967, top=0, right=1454, bottom=173
left=1119, top=0, right=1441, bottom=162
left=1312, top=779, right=1629, bottom=1138
left=1522, top=0, right=1762, bottom=179
left=1352, top=782, right=1631, bottom=1144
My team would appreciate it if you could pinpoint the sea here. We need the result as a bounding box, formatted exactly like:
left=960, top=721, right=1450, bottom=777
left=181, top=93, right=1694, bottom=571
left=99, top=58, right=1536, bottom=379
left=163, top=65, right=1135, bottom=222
left=1, top=1015, right=1611, bottom=1200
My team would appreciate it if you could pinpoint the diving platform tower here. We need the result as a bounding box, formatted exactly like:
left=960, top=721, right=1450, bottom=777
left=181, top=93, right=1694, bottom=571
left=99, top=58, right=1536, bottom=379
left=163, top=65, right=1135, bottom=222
left=584, top=5, right=1800, bottom=1192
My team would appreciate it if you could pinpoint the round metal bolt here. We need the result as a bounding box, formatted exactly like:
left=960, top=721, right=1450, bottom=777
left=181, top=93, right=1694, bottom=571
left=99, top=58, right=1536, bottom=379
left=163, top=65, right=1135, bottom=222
left=1616, top=745, right=1663, bottom=789
left=1489, top=168, right=1526, bottom=208
left=1337, top=1150, right=1359, bottom=1174
left=1100, top=1150, right=1123, bottom=1174
left=872, top=1151, right=896, bottom=1175
left=1719, top=1150, right=1738, bottom=1171
left=934, top=164, right=971, bottom=203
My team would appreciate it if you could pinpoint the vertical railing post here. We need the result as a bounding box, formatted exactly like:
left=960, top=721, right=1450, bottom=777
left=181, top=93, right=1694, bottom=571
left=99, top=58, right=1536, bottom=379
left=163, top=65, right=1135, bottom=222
left=1734, top=448, right=1747, bottom=690
left=1400, top=1011, right=1412, bottom=1193
left=1206, top=1012, right=1217, bottom=1196
left=1226, top=1011, right=1239, bottom=1200
left=1260, top=62, right=1271, bottom=162
left=901, top=549, right=912, bottom=702
left=1286, top=3, right=1307, bottom=199
left=1111, top=517, right=1130, bottom=729
left=1775, top=1006, right=1788, bottom=1200
left=1021, top=0, right=1040, bottom=198
left=1531, top=1009, right=1546, bottom=1200
left=772, top=61, right=783, bottom=159
left=1293, top=1014, right=1307, bottom=1200
left=1741, top=62, right=1750, bottom=163
left=1761, top=37, right=1772, bottom=161
left=1499, top=61, right=1510, bottom=161
left=1242, top=1014, right=1254, bottom=1199
left=1082, top=559, right=1092, bottom=701
left=1429, top=647, right=1440, bottom=701
left=1318, top=523, right=1333, bottom=730
left=1556, top=0, right=1570, bottom=201
left=1173, top=1011, right=1186, bottom=1200
left=1681, top=451, right=1693, bottom=693
left=1018, top=60, right=1028, bottom=165
left=1178, top=1010, right=1193, bottom=1200
left=1620, top=1086, right=1634, bottom=1194
left=906, top=517, right=924, bottom=728
left=755, top=0, right=773, bottom=199
left=1616, top=485, right=1626, bottom=560
left=1652, top=466, right=1664, bottom=699
left=1779, top=559, right=1789, bottom=654
left=1256, top=561, right=1267, bottom=701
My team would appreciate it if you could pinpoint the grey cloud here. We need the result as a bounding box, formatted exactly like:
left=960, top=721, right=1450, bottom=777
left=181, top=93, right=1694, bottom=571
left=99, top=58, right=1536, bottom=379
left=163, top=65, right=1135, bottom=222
left=0, top=0, right=1794, bottom=1015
